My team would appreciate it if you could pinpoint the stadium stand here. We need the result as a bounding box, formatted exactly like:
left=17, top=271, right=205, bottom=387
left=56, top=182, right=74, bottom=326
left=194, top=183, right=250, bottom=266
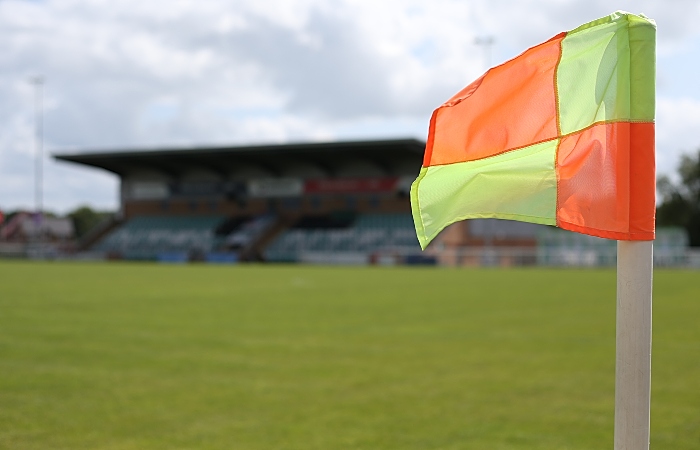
left=54, top=139, right=425, bottom=263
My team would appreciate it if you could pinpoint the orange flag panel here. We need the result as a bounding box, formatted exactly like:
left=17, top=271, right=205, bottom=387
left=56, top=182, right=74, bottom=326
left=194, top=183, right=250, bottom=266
left=557, top=122, right=655, bottom=240
left=424, top=33, right=564, bottom=167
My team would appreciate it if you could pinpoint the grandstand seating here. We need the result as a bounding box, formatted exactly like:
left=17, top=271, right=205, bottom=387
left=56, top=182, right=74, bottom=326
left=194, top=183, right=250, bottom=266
left=96, top=215, right=226, bottom=260
left=264, top=213, right=420, bottom=262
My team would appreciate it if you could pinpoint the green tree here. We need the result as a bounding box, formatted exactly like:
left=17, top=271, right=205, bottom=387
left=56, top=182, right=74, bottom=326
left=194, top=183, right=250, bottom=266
left=657, top=150, right=700, bottom=246
left=68, top=206, right=112, bottom=239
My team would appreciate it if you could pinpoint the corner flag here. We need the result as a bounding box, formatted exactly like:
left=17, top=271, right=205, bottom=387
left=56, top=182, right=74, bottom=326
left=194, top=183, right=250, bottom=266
left=411, top=11, right=656, bottom=249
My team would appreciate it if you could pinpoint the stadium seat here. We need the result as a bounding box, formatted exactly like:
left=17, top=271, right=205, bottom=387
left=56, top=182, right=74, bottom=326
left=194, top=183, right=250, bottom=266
left=264, top=213, right=420, bottom=262
left=95, top=215, right=226, bottom=260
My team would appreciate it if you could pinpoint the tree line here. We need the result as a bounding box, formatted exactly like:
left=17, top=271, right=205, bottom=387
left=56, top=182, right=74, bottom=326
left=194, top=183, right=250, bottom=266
left=657, top=149, right=700, bottom=247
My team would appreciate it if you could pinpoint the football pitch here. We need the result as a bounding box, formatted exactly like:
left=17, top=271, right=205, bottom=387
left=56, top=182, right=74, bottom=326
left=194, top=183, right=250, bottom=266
left=0, top=261, right=698, bottom=449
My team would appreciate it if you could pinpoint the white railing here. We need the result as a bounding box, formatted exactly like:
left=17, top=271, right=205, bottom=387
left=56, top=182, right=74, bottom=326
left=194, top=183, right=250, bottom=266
left=407, top=246, right=697, bottom=268
left=297, top=246, right=700, bottom=268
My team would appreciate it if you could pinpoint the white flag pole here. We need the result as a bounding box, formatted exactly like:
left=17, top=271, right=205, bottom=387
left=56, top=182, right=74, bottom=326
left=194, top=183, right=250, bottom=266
left=614, top=240, right=653, bottom=450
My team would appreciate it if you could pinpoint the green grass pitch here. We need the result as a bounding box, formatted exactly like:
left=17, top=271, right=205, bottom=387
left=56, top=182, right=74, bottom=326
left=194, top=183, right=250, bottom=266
left=0, top=261, right=698, bottom=449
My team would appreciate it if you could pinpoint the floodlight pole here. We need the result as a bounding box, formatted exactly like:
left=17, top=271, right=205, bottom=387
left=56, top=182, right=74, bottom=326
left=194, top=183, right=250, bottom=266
left=475, top=36, right=495, bottom=70
left=30, top=76, right=44, bottom=248
left=614, top=240, right=653, bottom=450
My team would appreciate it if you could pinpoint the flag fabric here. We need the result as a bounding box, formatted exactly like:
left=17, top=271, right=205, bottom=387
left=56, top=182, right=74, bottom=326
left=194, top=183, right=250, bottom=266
left=411, top=11, right=656, bottom=249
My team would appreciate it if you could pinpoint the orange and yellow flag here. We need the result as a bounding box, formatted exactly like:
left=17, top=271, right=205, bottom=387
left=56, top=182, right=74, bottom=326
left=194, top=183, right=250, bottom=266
left=411, top=11, right=656, bottom=249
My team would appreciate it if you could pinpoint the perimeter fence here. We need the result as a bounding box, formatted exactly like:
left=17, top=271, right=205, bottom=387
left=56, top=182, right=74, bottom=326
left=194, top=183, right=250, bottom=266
left=3, top=243, right=700, bottom=268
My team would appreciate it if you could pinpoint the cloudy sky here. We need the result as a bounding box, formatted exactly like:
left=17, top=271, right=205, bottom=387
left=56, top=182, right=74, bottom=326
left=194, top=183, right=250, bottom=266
left=1, top=0, right=699, bottom=213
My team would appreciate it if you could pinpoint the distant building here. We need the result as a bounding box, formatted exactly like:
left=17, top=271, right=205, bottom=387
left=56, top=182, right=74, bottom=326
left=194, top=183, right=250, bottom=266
left=0, top=212, right=74, bottom=242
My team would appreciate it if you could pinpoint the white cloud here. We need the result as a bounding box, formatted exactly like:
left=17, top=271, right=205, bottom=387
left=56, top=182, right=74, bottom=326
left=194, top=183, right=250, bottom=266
left=0, top=0, right=699, bottom=212
left=657, top=96, right=700, bottom=176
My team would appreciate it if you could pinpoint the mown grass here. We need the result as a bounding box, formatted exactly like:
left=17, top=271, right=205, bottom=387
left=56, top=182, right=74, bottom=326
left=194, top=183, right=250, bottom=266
left=0, top=261, right=697, bottom=449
